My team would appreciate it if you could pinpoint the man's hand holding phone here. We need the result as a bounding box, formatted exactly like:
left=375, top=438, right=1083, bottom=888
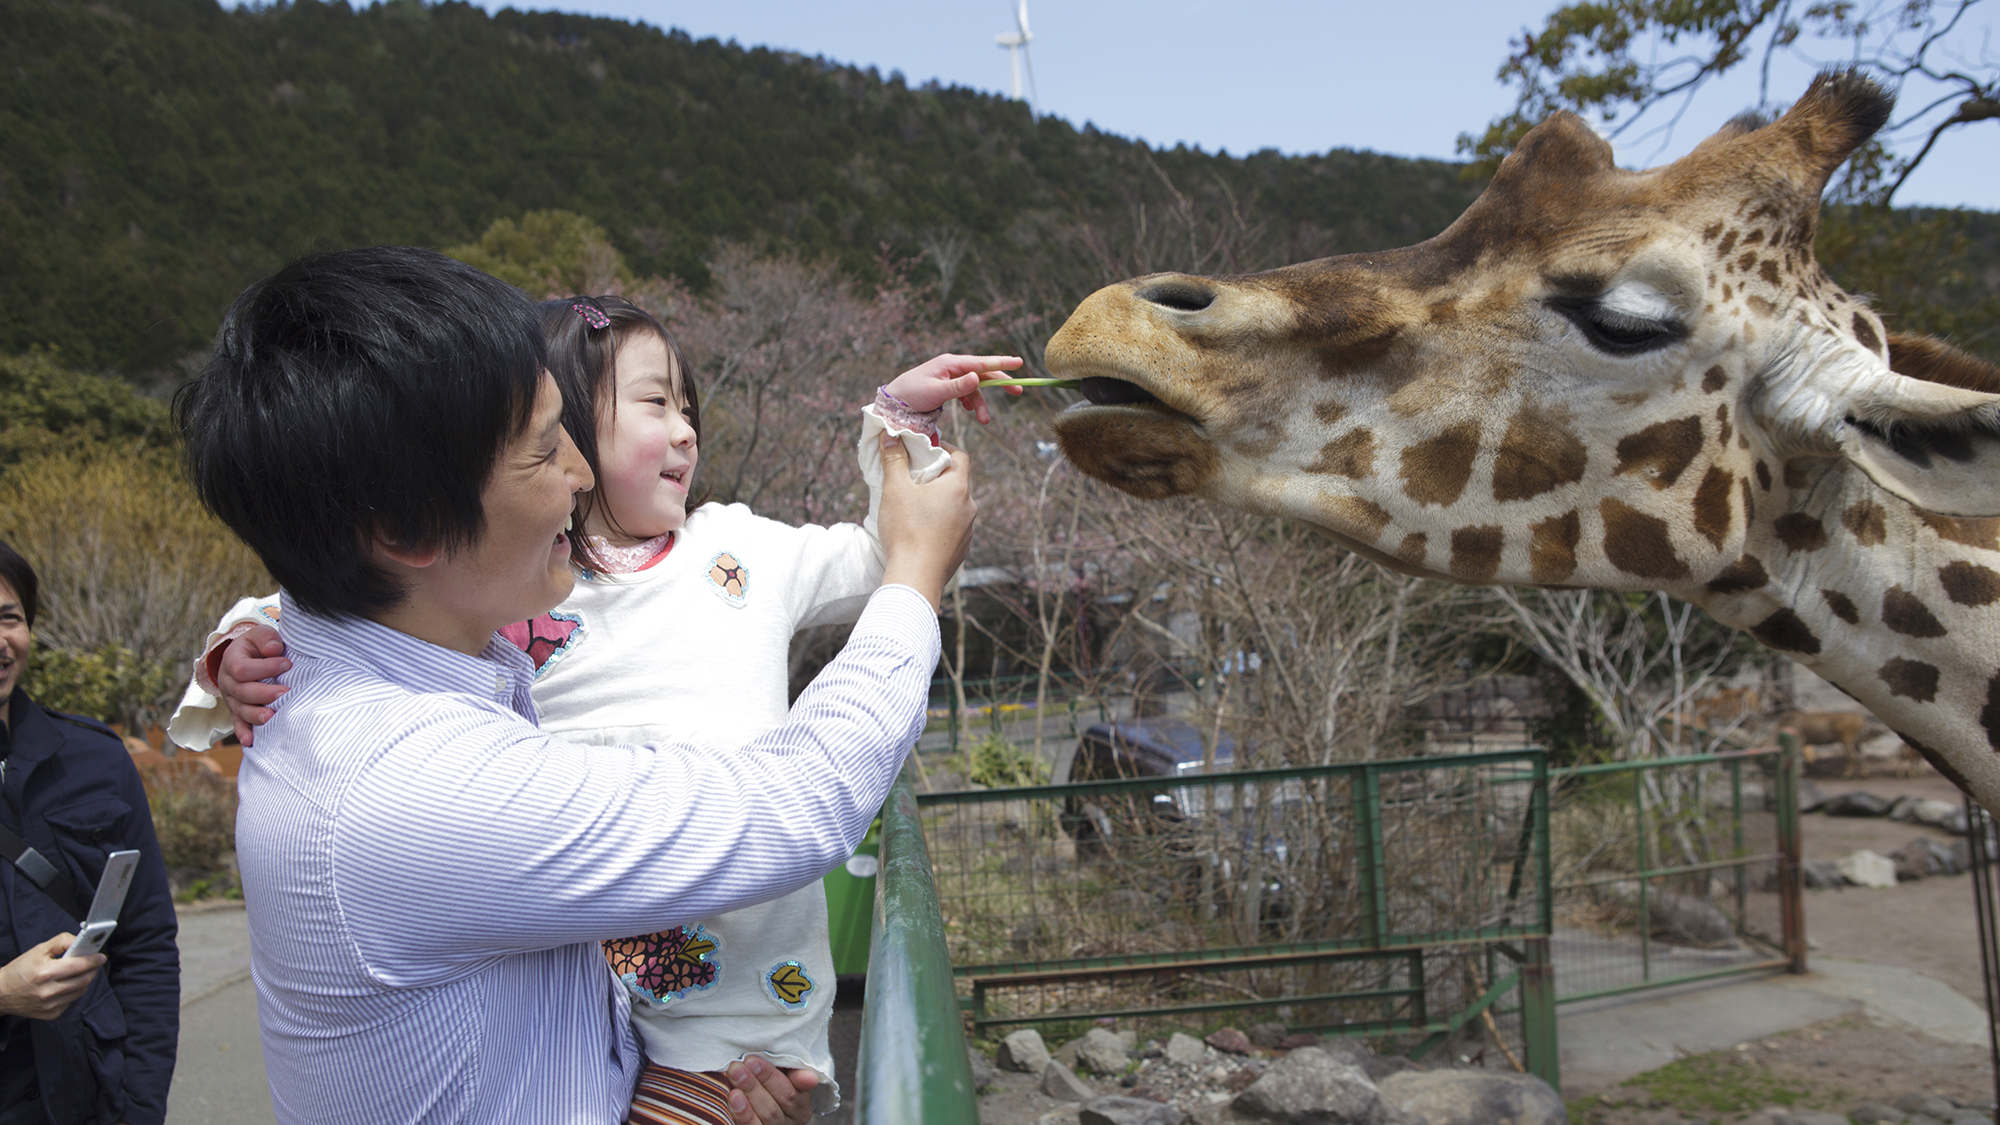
left=0, top=934, right=103, bottom=1020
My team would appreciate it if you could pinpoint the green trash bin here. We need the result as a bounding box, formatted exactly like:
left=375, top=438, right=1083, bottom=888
left=824, top=818, right=881, bottom=979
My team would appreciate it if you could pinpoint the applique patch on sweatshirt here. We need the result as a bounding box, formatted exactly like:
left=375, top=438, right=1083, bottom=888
left=604, top=924, right=721, bottom=1011
left=706, top=551, right=750, bottom=607
left=763, top=960, right=814, bottom=1012
left=497, top=609, right=584, bottom=676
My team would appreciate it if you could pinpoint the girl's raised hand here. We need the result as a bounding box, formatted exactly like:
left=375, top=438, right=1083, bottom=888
left=881, top=354, right=1023, bottom=425
left=217, top=625, right=290, bottom=746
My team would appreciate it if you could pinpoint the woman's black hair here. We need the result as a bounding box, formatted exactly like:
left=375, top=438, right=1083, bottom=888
left=175, top=246, right=547, bottom=620
left=538, top=295, right=704, bottom=575
left=0, top=538, right=37, bottom=627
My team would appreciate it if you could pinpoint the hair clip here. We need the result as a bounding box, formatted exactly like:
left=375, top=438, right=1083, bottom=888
left=571, top=299, right=611, bottom=330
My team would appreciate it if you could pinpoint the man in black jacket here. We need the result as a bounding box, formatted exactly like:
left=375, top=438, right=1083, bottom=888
left=0, top=539, right=178, bottom=1125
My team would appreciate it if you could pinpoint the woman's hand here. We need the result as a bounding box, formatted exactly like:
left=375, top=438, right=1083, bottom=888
left=878, top=437, right=977, bottom=611
left=880, top=354, right=1023, bottom=425
left=0, top=934, right=103, bottom=1020
left=216, top=624, right=289, bottom=746
left=723, top=1056, right=818, bottom=1125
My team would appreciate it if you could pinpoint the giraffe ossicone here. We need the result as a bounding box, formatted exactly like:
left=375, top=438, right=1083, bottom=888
left=1045, top=70, right=2000, bottom=815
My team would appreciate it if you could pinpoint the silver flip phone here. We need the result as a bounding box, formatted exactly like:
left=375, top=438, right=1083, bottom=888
left=61, top=849, right=139, bottom=959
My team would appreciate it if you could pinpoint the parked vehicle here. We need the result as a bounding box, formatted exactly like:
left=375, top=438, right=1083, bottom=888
left=1054, top=718, right=1297, bottom=933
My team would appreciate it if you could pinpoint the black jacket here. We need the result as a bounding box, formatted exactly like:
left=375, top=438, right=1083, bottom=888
left=1, top=691, right=178, bottom=1125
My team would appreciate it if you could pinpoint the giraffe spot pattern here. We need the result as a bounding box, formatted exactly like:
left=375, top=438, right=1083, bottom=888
left=1717, top=230, right=1739, bottom=254
left=1758, top=259, right=1780, bottom=285
left=1917, top=512, right=2000, bottom=551
left=1398, top=533, right=1428, bottom=567
left=1450, top=526, right=1504, bottom=582
left=1842, top=501, right=1886, bottom=546
left=1754, top=461, right=1772, bottom=491
left=1851, top=311, right=1881, bottom=354
left=1821, top=588, right=1860, bottom=624
left=1746, top=295, right=1775, bottom=317
left=1782, top=461, right=1811, bottom=489
left=1692, top=467, right=1734, bottom=549
left=1304, top=428, right=1376, bottom=479
left=1492, top=402, right=1588, bottom=502
left=1939, top=561, right=2000, bottom=606
left=1528, top=510, right=1579, bottom=584
left=1600, top=499, right=1689, bottom=581
left=1750, top=608, right=1821, bottom=655
left=1613, top=416, right=1703, bottom=489
left=1398, top=422, right=1481, bottom=507
left=1878, top=657, right=1941, bottom=703
left=1773, top=513, right=1829, bottom=552
left=1313, top=400, right=1348, bottom=425
left=1882, top=586, right=1948, bottom=638
left=1705, top=555, right=1768, bottom=595
left=1322, top=496, right=1393, bottom=543
left=1714, top=404, right=1731, bottom=447
left=1984, top=670, right=2000, bottom=752
left=1702, top=366, right=1728, bottom=393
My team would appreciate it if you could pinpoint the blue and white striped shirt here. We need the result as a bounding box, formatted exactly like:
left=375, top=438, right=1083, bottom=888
left=237, top=585, right=940, bottom=1123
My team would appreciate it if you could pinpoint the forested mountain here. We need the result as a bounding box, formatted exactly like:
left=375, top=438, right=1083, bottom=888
left=1, top=0, right=1479, bottom=376
left=4, top=0, right=1993, bottom=379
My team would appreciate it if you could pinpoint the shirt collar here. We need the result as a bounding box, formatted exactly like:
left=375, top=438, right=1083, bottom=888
left=277, top=592, right=539, bottom=723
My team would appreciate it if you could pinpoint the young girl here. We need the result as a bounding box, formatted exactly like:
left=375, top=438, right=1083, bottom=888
left=170, top=295, right=1019, bottom=1124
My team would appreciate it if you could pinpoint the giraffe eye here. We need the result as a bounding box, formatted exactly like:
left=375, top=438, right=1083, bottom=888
left=1548, top=296, right=1688, bottom=357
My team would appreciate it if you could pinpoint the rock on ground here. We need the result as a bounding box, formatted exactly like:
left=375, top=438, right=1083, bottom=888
left=1207, top=1028, right=1254, bottom=1055
left=1167, top=1033, right=1208, bottom=1067
left=1376, top=1069, right=1566, bottom=1125
left=1080, top=1095, right=1190, bottom=1125
left=970, top=1050, right=999, bottom=1092
left=1044, top=1061, right=1098, bottom=1103
left=1001, top=1028, right=1052, bottom=1073
left=1232, top=1046, right=1382, bottom=1125
left=1077, top=1027, right=1134, bottom=1075
left=1837, top=849, right=1898, bottom=888
left=1825, top=791, right=1893, bottom=817
left=1249, top=1023, right=1289, bottom=1048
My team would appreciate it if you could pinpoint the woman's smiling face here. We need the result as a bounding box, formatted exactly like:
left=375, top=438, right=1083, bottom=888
left=587, top=331, right=698, bottom=545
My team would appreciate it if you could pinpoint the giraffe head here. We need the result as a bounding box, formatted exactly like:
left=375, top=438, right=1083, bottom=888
left=1047, top=71, right=2000, bottom=596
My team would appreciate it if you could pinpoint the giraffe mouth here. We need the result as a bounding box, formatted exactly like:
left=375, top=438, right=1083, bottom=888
left=1077, top=376, right=1163, bottom=408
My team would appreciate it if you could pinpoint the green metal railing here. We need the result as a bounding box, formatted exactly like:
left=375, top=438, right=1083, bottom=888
left=853, top=771, right=979, bottom=1125
left=915, top=749, right=1561, bottom=1086
left=1540, top=737, right=1804, bottom=1004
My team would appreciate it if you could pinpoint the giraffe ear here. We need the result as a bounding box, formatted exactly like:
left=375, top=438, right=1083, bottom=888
left=1841, top=373, right=2000, bottom=518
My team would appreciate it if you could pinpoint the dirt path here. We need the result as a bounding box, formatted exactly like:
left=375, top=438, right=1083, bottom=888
left=1797, top=771, right=1988, bottom=1005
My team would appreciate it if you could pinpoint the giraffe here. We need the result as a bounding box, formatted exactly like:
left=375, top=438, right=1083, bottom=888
left=1042, top=71, right=2000, bottom=816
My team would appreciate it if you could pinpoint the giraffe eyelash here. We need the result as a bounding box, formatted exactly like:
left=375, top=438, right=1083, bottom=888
left=1546, top=295, right=1688, bottom=357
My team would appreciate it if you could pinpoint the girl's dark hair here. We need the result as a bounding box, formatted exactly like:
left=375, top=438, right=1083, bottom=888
left=0, top=537, right=38, bottom=627
left=538, top=296, right=704, bottom=575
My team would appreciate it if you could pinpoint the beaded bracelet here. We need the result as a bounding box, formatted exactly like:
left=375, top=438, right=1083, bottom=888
left=875, top=385, right=944, bottom=436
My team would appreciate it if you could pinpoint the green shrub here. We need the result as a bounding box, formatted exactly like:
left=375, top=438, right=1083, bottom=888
left=24, top=644, right=179, bottom=728
left=145, top=768, right=237, bottom=875
left=967, top=732, right=1047, bottom=789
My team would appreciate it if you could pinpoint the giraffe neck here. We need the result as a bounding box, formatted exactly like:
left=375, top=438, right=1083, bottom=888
left=1687, top=450, right=2000, bottom=797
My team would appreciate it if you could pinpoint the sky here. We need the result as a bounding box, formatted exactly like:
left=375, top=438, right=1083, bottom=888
left=443, top=0, right=1996, bottom=212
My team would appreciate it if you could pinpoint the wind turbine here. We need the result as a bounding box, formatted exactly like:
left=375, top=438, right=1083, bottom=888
left=995, top=1, right=1037, bottom=109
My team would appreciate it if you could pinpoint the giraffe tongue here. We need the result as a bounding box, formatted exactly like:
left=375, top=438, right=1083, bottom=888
left=1079, top=377, right=1161, bottom=407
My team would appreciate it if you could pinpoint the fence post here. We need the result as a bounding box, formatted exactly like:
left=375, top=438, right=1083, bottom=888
left=1351, top=764, right=1387, bottom=948
left=1520, top=754, right=1560, bottom=1088
left=856, top=771, right=979, bottom=1125
left=1775, top=732, right=1807, bottom=974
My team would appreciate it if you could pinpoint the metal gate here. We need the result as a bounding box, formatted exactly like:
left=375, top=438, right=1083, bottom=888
left=915, top=749, right=1559, bottom=1084
left=1547, top=743, right=1805, bottom=1003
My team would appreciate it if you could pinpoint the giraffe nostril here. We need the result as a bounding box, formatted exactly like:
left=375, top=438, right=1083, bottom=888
left=1136, top=282, right=1216, bottom=313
